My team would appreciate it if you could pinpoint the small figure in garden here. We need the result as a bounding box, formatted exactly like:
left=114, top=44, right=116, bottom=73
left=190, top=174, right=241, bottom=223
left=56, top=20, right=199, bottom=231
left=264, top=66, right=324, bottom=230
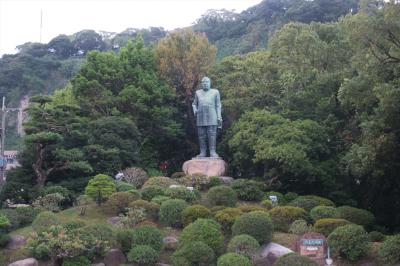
left=192, top=76, right=222, bottom=158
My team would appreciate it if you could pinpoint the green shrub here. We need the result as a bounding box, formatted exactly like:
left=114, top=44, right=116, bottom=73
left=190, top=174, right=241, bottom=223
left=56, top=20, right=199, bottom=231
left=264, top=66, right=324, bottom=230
left=143, top=176, right=177, bottom=188
left=232, top=211, right=273, bottom=244
left=32, top=193, right=65, bottom=212
left=269, top=206, right=307, bottom=232
left=41, top=185, right=72, bottom=206
left=132, top=225, right=163, bottom=251
left=214, top=208, right=243, bottom=231
left=116, top=228, right=134, bottom=253
left=237, top=204, right=268, bottom=213
left=176, top=174, right=210, bottom=191
left=0, top=213, right=10, bottom=232
left=129, top=200, right=160, bottom=221
left=0, top=232, right=10, bottom=247
left=206, top=185, right=237, bottom=207
left=103, top=192, right=138, bottom=215
left=288, top=197, right=320, bottom=212
left=217, top=253, right=252, bottom=266
left=122, top=167, right=148, bottom=188
left=160, top=199, right=188, bottom=228
left=116, top=181, right=136, bottom=192
left=127, top=245, right=159, bottom=265
left=171, top=241, right=215, bottom=266
left=32, top=211, right=60, bottom=233
left=274, top=253, right=318, bottom=266
left=171, top=172, right=186, bottom=179
left=181, top=205, right=212, bottom=226
left=0, top=209, right=20, bottom=230
left=151, top=195, right=171, bottom=205
left=141, top=185, right=165, bottom=201
left=227, top=234, right=260, bottom=259
left=327, top=224, right=369, bottom=261
left=337, top=206, right=375, bottom=228
left=368, top=231, right=386, bottom=242
left=85, top=224, right=114, bottom=245
left=289, top=219, right=312, bottom=235
left=85, top=174, right=116, bottom=205
left=62, top=220, right=86, bottom=232
left=179, top=218, right=224, bottom=253
left=15, top=207, right=39, bottom=226
left=261, top=200, right=273, bottom=210
left=208, top=176, right=223, bottom=188
left=164, top=187, right=200, bottom=203
left=314, top=218, right=351, bottom=236
left=210, top=206, right=227, bottom=214
left=62, top=256, right=91, bottom=266
left=302, top=195, right=335, bottom=206
left=231, top=179, right=263, bottom=201
left=284, top=192, right=298, bottom=202
left=378, top=234, right=400, bottom=265
left=263, top=191, right=285, bottom=204
left=310, top=206, right=340, bottom=222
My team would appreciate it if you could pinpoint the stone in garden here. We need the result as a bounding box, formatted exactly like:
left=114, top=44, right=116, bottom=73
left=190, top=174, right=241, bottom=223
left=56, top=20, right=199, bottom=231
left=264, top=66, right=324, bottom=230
left=107, top=216, right=123, bottom=226
left=218, top=176, right=234, bottom=185
left=6, top=235, right=27, bottom=250
left=163, top=236, right=179, bottom=250
left=256, top=242, right=293, bottom=265
left=104, top=248, right=126, bottom=266
left=295, top=232, right=327, bottom=266
left=182, top=158, right=227, bottom=177
left=8, top=258, right=38, bottom=266
left=255, top=242, right=293, bottom=265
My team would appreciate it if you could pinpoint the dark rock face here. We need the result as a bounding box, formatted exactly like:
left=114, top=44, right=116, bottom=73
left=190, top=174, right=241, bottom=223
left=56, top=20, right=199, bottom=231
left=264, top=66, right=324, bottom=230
left=8, top=258, right=39, bottom=266
left=104, top=249, right=127, bottom=266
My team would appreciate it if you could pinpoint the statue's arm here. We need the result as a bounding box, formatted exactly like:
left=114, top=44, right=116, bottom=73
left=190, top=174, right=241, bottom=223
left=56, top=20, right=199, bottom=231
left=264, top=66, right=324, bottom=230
left=215, top=90, right=222, bottom=120
left=192, top=91, right=198, bottom=115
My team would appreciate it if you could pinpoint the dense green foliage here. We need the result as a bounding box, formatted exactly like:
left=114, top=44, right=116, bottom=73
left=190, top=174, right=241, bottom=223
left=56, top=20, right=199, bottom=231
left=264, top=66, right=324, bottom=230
left=378, top=234, right=400, bottom=265
left=206, top=185, right=237, bottom=207
left=217, top=253, right=252, bottom=266
left=131, top=225, right=163, bottom=252
left=274, top=253, right=319, bottom=266
left=127, top=244, right=159, bottom=265
left=227, top=234, right=260, bottom=259
left=181, top=205, right=212, bottom=226
left=231, top=211, right=273, bottom=244
left=159, top=199, right=188, bottom=228
left=171, top=241, right=215, bottom=266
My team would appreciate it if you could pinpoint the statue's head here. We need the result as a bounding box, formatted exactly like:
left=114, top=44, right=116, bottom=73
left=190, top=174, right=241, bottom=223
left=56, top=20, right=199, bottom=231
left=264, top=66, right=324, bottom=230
left=201, top=77, right=211, bottom=91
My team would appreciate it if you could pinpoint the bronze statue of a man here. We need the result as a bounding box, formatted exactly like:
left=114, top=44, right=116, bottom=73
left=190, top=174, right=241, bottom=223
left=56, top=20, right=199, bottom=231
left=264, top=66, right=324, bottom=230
left=192, top=77, right=222, bottom=158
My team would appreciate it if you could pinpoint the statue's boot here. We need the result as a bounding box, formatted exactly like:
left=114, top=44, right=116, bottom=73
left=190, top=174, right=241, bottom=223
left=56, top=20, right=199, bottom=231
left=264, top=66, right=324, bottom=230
left=196, top=132, right=207, bottom=158
left=208, top=129, right=220, bottom=158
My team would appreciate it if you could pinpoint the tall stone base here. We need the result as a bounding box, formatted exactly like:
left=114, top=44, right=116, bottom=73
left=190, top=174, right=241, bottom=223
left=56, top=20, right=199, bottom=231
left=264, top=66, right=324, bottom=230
left=182, top=158, right=227, bottom=177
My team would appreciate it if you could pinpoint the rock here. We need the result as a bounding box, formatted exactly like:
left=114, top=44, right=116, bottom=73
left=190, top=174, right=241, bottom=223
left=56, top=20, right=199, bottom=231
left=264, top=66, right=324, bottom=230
left=91, top=264, right=105, bottom=266
left=255, top=242, right=293, bottom=266
left=163, top=236, right=179, bottom=250
left=156, top=264, right=171, bottom=266
left=104, top=248, right=126, bottom=266
left=218, top=176, right=234, bottom=185
left=8, top=258, right=38, bottom=266
left=182, top=158, right=227, bottom=177
left=6, top=235, right=27, bottom=250
left=107, top=216, right=122, bottom=226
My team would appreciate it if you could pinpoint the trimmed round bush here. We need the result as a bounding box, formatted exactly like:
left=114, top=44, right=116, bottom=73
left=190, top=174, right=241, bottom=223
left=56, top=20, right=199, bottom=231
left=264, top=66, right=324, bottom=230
left=269, top=206, right=307, bottom=232
left=237, top=204, right=267, bottom=213
left=314, top=218, right=351, bottom=236
left=164, top=187, right=200, bottom=203
left=337, top=206, right=375, bottom=227
left=261, top=200, right=273, bottom=210
left=160, top=199, right=188, bottom=228
left=62, top=256, right=91, bottom=266
left=288, top=197, right=320, bottom=212
left=115, top=181, right=136, bottom=192
left=151, top=195, right=171, bottom=205
left=227, top=234, right=260, bottom=259
left=32, top=211, right=60, bottom=233
left=231, top=179, right=263, bottom=201
left=103, top=192, right=139, bottom=215
left=176, top=174, right=210, bottom=191
left=84, top=224, right=114, bottom=244
left=15, top=207, right=40, bottom=227
left=217, top=253, right=252, bottom=266
left=180, top=219, right=224, bottom=253
left=368, top=231, right=386, bottom=242
left=171, top=241, right=215, bottom=266
left=208, top=176, right=223, bottom=188
left=302, top=195, right=335, bottom=206
left=327, top=224, right=369, bottom=261
left=284, top=192, right=298, bottom=202
left=274, top=253, right=319, bottom=266
left=181, top=205, right=211, bottom=227
left=378, top=234, right=400, bottom=265
left=214, top=208, right=243, bottom=231
left=289, top=219, right=311, bottom=235
left=206, top=185, right=237, bottom=207
left=127, top=244, right=159, bottom=265
left=141, top=185, right=165, bottom=201
left=116, top=228, right=134, bottom=253
left=129, top=200, right=160, bottom=221
left=143, top=176, right=177, bottom=188
left=232, top=211, right=273, bottom=244
left=310, top=206, right=340, bottom=222
left=132, top=225, right=163, bottom=251
left=122, top=167, right=148, bottom=188
left=0, top=232, right=10, bottom=247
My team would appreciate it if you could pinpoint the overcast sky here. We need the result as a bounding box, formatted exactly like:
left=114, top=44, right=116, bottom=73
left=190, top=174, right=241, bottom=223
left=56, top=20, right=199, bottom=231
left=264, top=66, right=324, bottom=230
left=0, top=0, right=262, bottom=56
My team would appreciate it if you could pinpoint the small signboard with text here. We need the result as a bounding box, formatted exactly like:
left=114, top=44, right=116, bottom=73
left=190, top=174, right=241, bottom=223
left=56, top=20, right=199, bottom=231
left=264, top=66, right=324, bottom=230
left=295, top=232, right=327, bottom=265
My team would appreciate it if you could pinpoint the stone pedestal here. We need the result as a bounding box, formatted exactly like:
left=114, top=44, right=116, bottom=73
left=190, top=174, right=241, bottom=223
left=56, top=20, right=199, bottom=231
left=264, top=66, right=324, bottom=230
left=182, top=158, right=227, bottom=177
